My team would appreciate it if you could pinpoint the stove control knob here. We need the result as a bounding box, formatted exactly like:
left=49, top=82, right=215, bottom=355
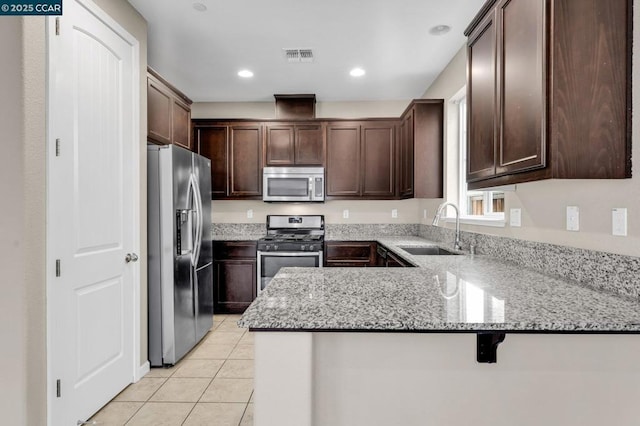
left=274, top=244, right=279, bottom=251
left=265, top=244, right=271, bottom=251
left=309, top=244, right=315, bottom=251
left=301, top=245, right=307, bottom=251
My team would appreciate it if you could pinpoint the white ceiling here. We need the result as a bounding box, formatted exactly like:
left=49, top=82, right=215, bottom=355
left=127, top=0, right=485, bottom=103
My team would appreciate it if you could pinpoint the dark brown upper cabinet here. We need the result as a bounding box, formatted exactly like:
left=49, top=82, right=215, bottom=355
left=195, top=125, right=228, bottom=198
left=193, top=100, right=443, bottom=201
left=465, top=0, right=632, bottom=189
left=326, top=121, right=396, bottom=199
left=361, top=122, right=396, bottom=198
left=467, top=10, right=497, bottom=183
left=194, top=121, right=263, bottom=200
left=398, top=109, right=414, bottom=199
left=399, top=100, right=444, bottom=199
left=147, top=67, right=193, bottom=150
left=229, top=124, right=262, bottom=198
left=326, top=123, right=361, bottom=197
left=264, top=123, right=325, bottom=166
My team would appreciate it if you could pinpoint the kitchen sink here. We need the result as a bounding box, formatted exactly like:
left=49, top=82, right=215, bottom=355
left=398, top=246, right=460, bottom=256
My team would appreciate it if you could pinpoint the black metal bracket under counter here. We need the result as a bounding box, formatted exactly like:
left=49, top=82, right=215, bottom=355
left=477, top=332, right=506, bottom=363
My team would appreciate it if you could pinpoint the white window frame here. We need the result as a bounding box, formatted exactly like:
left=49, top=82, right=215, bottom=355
left=453, top=93, right=507, bottom=227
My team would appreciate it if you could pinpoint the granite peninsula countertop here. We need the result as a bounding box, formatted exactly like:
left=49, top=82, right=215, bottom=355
left=238, top=237, right=640, bottom=333
left=212, top=233, right=266, bottom=241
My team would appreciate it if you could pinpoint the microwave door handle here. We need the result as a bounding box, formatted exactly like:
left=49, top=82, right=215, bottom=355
left=309, top=177, right=313, bottom=200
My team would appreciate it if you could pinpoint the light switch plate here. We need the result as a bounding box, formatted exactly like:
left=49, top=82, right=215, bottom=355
left=566, top=206, right=579, bottom=231
left=423, top=209, right=427, bottom=220
left=391, top=209, right=398, bottom=219
left=343, top=209, right=349, bottom=219
left=612, top=208, right=627, bottom=236
left=510, top=208, right=522, bottom=227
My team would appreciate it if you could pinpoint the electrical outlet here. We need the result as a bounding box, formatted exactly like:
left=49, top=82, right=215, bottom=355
left=566, top=206, right=579, bottom=231
left=247, top=209, right=253, bottom=219
left=343, top=209, right=349, bottom=219
left=391, top=209, right=398, bottom=219
left=423, top=209, right=427, bottom=220
left=510, top=208, right=521, bottom=227
left=612, top=208, right=627, bottom=236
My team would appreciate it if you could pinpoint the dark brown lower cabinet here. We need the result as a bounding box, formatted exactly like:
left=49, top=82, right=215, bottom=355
left=376, top=244, right=413, bottom=267
left=213, top=241, right=257, bottom=314
left=386, top=251, right=412, bottom=267
left=324, top=241, right=377, bottom=267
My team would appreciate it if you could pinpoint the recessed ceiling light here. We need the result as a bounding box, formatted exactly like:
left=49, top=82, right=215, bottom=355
left=429, top=25, right=451, bottom=36
left=238, top=69, right=254, bottom=78
left=192, top=2, right=207, bottom=12
left=350, top=68, right=366, bottom=77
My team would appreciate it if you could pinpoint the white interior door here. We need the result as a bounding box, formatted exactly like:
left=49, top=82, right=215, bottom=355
left=47, top=0, right=139, bottom=424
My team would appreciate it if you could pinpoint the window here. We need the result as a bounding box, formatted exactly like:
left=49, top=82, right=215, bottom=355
left=457, top=96, right=505, bottom=221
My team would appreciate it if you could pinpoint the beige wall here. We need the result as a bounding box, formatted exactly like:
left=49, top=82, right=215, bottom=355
left=1, top=17, right=29, bottom=426
left=192, top=100, right=411, bottom=119
left=22, top=17, right=48, bottom=426
left=420, top=8, right=640, bottom=258
left=213, top=199, right=421, bottom=224
left=1, top=2, right=148, bottom=424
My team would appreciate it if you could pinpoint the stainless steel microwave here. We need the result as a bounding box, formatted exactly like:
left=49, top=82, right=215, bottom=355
left=263, top=167, right=325, bottom=202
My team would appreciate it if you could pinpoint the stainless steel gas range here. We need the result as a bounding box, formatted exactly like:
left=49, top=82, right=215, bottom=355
left=256, top=215, right=324, bottom=294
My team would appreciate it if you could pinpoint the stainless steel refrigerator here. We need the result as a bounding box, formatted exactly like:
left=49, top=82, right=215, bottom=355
left=147, top=144, right=213, bottom=367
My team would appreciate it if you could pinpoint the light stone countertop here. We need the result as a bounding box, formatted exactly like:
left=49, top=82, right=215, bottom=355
left=238, top=237, right=640, bottom=333
left=212, top=233, right=266, bottom=241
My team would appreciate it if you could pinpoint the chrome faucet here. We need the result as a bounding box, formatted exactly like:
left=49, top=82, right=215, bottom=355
left=432, top=202, right=462, bottom=251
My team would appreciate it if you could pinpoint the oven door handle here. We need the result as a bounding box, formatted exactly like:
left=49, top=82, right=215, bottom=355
left=257, top=251, right=322, bottom=257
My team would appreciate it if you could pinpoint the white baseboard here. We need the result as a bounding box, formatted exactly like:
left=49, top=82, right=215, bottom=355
left=135, top=361, right=150, bottom=382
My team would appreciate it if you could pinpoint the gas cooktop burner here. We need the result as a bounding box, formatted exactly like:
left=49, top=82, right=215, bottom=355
left=258, top=215, right=325, bottom=252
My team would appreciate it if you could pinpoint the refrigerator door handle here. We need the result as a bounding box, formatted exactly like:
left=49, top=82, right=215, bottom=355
left=188, top=174, right=198, bottom=267
left=195, top=173, right=203, bottom=266
left=190, top=173, right=204, bottom=268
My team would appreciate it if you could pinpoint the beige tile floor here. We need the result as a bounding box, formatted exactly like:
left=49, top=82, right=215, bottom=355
left=90, top=314, right=254, bottom=426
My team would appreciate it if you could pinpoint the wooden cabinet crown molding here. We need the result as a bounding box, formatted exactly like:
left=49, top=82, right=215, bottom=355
left=148, top=66, right=192, bottom=106
left=464, top=0, right=499, bottom=36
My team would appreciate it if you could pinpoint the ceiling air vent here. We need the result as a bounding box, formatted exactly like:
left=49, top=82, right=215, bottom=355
left=283, top=48, right=314, bottom=63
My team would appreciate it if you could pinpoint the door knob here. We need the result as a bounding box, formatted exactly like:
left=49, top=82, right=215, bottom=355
left=125, top=253, right=139, bottom=263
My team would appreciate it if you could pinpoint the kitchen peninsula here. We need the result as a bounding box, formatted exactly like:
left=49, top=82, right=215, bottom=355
left=239, top=237, right=640, bottom=426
